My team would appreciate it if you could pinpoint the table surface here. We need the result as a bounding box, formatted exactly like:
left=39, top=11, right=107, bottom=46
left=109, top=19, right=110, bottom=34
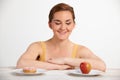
left=0, top=67, right=120, bottom=80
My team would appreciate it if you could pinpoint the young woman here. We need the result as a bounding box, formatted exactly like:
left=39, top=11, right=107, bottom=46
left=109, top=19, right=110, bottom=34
left=17, top=3, right=106, bottom=71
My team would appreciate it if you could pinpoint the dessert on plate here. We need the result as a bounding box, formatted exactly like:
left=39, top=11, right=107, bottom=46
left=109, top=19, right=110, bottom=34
left=23, top=67, right=36, bottom=73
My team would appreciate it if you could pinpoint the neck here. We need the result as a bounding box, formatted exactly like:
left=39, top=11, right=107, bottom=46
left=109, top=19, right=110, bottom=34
left=48, top=38, right=71, bottom=48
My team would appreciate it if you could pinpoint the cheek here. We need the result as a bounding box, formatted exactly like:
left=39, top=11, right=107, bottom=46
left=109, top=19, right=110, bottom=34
left=68, top=25, right=75, bottom=31
left=52, top=25, right=60, bottom=31
left=50, top=23, right=58, bottom=30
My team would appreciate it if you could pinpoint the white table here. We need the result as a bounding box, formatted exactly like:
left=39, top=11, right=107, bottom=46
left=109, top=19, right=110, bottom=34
left=0, top=67, right=120, bottom=80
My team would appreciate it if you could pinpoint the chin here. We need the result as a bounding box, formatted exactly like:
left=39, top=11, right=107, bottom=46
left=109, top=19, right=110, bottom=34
left=55, top=34, right=69, bottom=40
left=58, top=37, right=68, bottom=41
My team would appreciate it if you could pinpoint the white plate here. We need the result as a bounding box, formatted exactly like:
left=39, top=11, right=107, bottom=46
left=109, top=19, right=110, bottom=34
left=68, top=69, right=103, bottom=76
left=14, top=68, right=46, bottom=75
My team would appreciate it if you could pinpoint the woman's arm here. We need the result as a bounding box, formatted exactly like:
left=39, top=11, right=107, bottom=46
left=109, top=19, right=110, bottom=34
left=65, top=46, right=106, bottom=71
left=16, top=42, right=72, bottom=70
left=64, top=57, right=106, bottom=71
left=17, top=58, right=72, bottom=70
left=47, top=46, right=106, bottom=71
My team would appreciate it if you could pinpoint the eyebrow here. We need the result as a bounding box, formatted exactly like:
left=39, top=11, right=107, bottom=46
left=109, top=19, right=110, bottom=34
left=53, top=19, right=61, bottom=22
left=66, top=19, right=71, bottom=22
left=53, top=19, right=71, bottom=22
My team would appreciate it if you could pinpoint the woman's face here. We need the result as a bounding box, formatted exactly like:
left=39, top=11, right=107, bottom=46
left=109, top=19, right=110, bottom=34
left=49, top=11, right=75, bottom=40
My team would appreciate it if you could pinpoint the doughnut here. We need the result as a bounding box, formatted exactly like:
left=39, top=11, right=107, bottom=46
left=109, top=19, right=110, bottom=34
left=23, top=67, right=36, bottom=73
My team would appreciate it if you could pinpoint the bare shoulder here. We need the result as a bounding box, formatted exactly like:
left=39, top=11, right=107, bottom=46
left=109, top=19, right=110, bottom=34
left=77, top=44, right=95, bottom=58
left=77, top=45, right=91, bottom=52
left=19, top=41, right=43, bottom=60
left=25, top=41, right=42, bottom=54
left=28, top=41, right=41, bottom=48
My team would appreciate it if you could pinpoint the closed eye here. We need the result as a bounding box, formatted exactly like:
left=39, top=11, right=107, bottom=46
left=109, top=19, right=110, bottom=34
left=55, top=22, right=61, bottom=25
left=66, top=22, right=71, bottom=25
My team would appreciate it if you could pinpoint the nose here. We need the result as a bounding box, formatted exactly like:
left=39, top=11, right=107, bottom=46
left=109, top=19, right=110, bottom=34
left=60, top=24, right=66, bottom=30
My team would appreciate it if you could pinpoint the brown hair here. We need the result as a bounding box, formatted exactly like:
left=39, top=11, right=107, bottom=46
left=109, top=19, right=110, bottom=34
left=48, top=3, right=75, bottom=23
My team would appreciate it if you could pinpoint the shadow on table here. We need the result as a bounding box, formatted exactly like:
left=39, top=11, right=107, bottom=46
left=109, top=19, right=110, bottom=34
left=11, top=72, right=45, bottom=76
left=67, top=73, right=103, bottom=77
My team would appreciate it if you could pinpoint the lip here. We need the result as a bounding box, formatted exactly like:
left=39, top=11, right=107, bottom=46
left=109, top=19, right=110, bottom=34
left=57, top=31, right=67, bottom=35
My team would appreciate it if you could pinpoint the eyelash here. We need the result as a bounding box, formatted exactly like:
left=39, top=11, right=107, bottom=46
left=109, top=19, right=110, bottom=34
left=55, top=23, right=61, bottom=25
left=55, top=22, right=71, bottom=25
left=66, top=22, right=71, bottom=25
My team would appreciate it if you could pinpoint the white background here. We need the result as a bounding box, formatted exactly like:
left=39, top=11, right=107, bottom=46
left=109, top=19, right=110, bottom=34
left=0, top=0, right=120, bottom=68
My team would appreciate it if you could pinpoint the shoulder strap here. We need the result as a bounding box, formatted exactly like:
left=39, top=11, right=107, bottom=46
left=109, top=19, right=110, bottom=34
left=40, top=41, right=46, bottom=61
left=71, top=44, right=78, bottom=58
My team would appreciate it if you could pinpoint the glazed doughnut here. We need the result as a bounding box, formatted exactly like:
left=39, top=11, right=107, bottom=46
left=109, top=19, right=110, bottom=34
left=23, top=67, right=36, bottom=73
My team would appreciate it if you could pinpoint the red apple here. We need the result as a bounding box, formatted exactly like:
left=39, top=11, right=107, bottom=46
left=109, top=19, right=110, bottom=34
left=80, top=62, right=91, bottom=74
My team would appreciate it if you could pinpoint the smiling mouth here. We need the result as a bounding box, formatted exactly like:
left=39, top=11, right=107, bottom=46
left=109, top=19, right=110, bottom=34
left=58, top=31, right=67, bottom=35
